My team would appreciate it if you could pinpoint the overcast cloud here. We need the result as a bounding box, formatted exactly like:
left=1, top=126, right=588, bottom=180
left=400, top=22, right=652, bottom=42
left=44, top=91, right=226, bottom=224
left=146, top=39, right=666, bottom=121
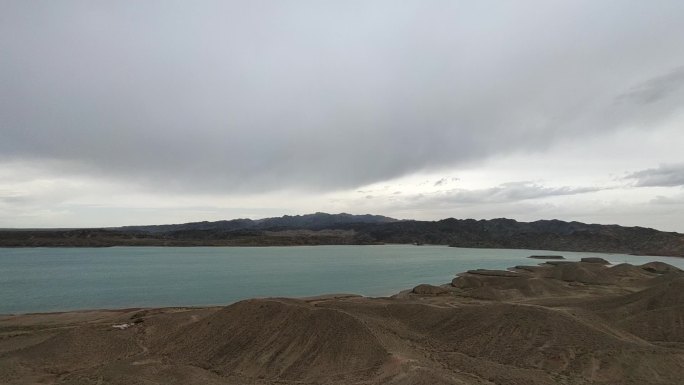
left=626, top=164, right=684, bottom=187
left=1, top=1, right=684, bottom=230
left=394, top=182, right=605, bottom=207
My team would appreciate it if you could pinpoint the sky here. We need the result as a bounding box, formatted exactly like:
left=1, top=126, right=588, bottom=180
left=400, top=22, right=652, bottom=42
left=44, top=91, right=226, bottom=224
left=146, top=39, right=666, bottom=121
left=2, top=1, right=684, bottom=231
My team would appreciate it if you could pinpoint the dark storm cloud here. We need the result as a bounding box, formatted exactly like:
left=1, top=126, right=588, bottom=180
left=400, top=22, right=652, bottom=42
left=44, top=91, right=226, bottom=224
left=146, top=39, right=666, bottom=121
left=2, top=1, right=684, bottom=192
left=626, top=164, right=684, bottom=187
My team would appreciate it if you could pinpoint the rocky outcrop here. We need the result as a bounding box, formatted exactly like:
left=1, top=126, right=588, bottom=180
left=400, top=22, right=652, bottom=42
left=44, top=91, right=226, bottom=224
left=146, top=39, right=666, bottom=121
left=412, top=284, right=450, bottom=295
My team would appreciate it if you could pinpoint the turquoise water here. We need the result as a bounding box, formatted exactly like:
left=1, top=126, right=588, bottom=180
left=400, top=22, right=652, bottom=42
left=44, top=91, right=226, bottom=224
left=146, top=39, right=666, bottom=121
left=1, top=245, right=683, bottom=314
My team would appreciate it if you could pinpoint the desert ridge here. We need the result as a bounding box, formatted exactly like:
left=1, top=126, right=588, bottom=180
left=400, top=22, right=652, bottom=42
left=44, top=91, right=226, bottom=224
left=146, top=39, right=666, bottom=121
left=1, top=259, right=683, bottom=385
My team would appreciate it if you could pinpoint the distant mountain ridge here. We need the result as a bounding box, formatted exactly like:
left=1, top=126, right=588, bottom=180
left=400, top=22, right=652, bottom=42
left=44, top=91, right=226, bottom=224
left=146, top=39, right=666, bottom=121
left=341, top=217, right=684, bottom=257
left=1, top=213, right=683, bottom=257
left=117, top=212, right=398, bottom=233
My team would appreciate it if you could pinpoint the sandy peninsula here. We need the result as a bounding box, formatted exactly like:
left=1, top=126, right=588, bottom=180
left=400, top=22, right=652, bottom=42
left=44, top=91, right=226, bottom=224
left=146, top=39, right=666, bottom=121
left=1, top=259, right=683, bottom=385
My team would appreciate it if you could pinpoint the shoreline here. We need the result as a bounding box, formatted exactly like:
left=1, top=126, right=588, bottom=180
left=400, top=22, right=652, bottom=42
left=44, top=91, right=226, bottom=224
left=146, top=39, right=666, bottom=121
left=0, top=294, right=367, bottom=318
left=1, top=258, right=681, bottom=318
left=5, top=248, right=684, bottom=317
left=2, top=242, right=683, bottom=259
left=2, top=259, right=683, bottom=384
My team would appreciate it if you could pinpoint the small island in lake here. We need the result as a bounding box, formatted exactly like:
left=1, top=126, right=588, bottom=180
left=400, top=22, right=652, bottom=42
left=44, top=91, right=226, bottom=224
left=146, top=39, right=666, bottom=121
left=528, top=255, right=565, bottom=260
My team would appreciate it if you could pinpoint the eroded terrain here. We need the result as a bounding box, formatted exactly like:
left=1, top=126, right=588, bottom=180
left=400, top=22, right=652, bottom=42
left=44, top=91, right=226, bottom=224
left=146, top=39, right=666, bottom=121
left=2, top=259, right=683, bottom=384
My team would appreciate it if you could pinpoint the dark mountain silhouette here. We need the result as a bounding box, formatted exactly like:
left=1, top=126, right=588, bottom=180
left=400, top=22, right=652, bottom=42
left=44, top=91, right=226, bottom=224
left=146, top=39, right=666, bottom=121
left=118, top=212, right=397, bottom=233
left=1, top=213, right=683, bottom=257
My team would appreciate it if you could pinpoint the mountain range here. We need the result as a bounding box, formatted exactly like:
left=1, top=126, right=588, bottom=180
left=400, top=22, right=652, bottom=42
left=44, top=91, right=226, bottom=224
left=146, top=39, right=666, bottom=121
left=1, top=212, right=683, bottom=257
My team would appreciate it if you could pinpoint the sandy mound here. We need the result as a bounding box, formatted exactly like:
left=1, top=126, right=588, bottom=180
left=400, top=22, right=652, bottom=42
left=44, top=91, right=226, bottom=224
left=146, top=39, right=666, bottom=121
left=378, top=302, right=650, bottom=377
left=547, top=262, right=616, bottom=284
left=11, top=326, right=138, bottom=371
left=411, top=284, right=449, bottom=295
left=617, top=305, right=684, bottom=343
left=597, top=277, right=684, bottom=313
left=581, top=276, right=684, bottom=343
left=431, top=304, right=683, bottom=384
left=512, top=265, right=551, bottom=274
left=53, top=362, right=233, bottom=385
left=605, top=263, right=652, bottom=278
left=321, top=300, right=656, bottom=381
left=452, top=273, right=572, bottom=300
left=543, top=260, right=572, bottom=265
left=640, top=261, right=682, bottom=274
left=450, top=262, right=620, bottom=300
left=157, top=298, right=389, bottom=382
left=581, top=257, right=610, bottom=264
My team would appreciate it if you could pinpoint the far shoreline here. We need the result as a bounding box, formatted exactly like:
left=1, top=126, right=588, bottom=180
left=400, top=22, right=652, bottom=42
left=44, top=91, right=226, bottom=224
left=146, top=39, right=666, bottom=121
left=1, top=243, right=682, bottom=259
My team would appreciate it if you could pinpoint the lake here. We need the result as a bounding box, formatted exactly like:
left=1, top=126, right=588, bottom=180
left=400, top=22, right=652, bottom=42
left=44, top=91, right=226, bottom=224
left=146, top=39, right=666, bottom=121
left=1, top=245, right=683, bottom=314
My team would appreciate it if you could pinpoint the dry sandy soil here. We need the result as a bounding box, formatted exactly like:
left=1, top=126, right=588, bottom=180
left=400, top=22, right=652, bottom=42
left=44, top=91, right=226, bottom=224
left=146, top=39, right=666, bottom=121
left=1, top=259, right=683, bottom=384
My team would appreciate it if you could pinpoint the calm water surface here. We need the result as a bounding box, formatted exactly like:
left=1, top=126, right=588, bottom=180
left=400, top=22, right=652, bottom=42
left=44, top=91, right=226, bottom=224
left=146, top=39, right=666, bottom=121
left=1, top=245, right=683, bottom=314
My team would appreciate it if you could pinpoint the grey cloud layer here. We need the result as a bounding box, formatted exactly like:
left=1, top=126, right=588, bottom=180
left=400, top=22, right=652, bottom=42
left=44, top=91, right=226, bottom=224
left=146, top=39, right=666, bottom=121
left=2, top=1, right=684, bottom=192
left=617, top=66, right=684, bottom=105
left=398, top=182, right=603, bottom=207
left=627, top=164, right=684, bottom=187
